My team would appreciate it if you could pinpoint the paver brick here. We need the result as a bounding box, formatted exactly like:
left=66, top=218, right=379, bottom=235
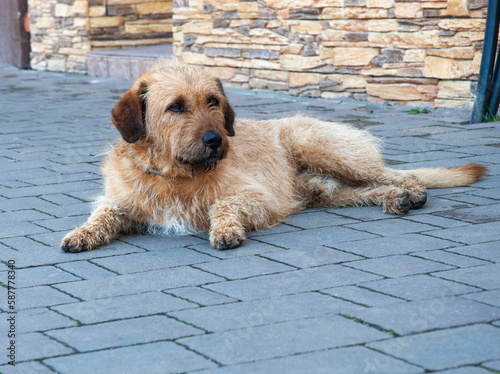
left=46, top=315, right=203, bottom=351
left=55, top=266, right=223, bottom=300
left=196, top=346, right=422, bottom=374
left=362, top=274, right=479, bottom=301
left=171, top=292, right=359, bottom=332
left=367, top=324, right=500, bottom=371
left=332, top=234, right=456, bottom=257
left=179, top=315, right=389, bottom=365
left=194, top=255, right=294, bottom=279
left=57, top=261, right=117, bottom=279
left=17, top=307, right=76, bottom=333
left=345, top=218, right=437, bottom=236
left=18, top=286, right=80, bottom=310
left=322, top=285, right=405, bottom=307
left=52, top=291, right=197, bottom=324
left=0, top=332, right=74, bottom=365
left=92, top=247, right=216, bottom=274
left=257, top=226, right=376, bottom=249
left=463, top=289, right=500, bottom=307
left=43, top=341, right=217, bottom=374
left=434, top=263, right=500, bottom=290
left=168, top=286, right=238, bottom=306
left=345, top=255, right=454, bottom=278
left=16, top=265, right=81, bottom=288
left=346, top=296, right=500, bottom=335
left=426, top=222, right=500, bottom=244
left=260, top=245, right=363, bottom=268
left=205, top=264, right=382, bottom=301
left=411, top=249, right=490, bottom=268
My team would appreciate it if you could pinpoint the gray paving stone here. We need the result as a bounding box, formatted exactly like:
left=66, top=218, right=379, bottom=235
left=171, top=292, right=359, bottom=332
left=196, top=346, right=422, bottom=374
left=18, top=286, right=80, bottom=310
left=345, top=218, right=437, bottom=236
left=362, top=274, right=479, bottom=301
left=47, top=315, right=203, bottom=352
left=434, top=263, right=500, bottom=290
left=426, top=222, right=500, bottom=245
left=205, top=264, right=382, bottom=301
left=18, top=307, right=76, bottom=333
left=0, top=332, right=74, bottom=365
left=402, top=214, right=470, bottom=229
left=367, top=324, right=500, bottom=371
left=446, top=241, right=500, bottom=261
left=0, top=361, right=54, bottom=374
left=333, top=234, right=456, bottom=257
left=32, top=215, right=90, bottom=232
left=345, top=255, right=454, bottom=278
left=40, top=193, right=85, bottom=205
left=180, top=315, right=388, bottom=365
left=194, top=255, right=294, bottom=279
left=483, top=360, right=500, bottom=371
left=322, top=285, right=404, bottom=306
left=247, top=222, right=302, bottom=238
left=347, top=297, right=500, bottom=335
left=55, top=266, right=223, bottom=300
left=168, top=286, right=238, bottom=306
left=92, top=247, right=215, bottom=274
left=434, top=204, right=500, bottom=224
left=118, top=233, right=208, bottom=250
left=52, top=291, right=196, bottom=324
left=43, top=341, right=216, bottom=374
left=57, top=260, right=117, bottom=279
left=260, top=245, right=363, bottom=268
left=463, top=290, right=500, bottom=307
left=435, top=368, right=495, bottom=374
left=256, top=226, right=377, bottom=249
left=284, top=211, right=359, bottom=228
left=411, top=249, right=490, bottom=268
left=17, top=265, right=81, bottom=288
left=329, top=206, right=388, bottom=221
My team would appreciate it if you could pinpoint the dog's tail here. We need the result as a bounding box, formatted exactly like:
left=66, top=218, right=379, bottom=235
left=403, top=163, right=487, bottom=189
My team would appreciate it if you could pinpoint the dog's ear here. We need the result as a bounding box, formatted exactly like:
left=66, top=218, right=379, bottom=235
left=111, top=81, right=147, bottom=143
left=215, top=78, right=235, bottom=137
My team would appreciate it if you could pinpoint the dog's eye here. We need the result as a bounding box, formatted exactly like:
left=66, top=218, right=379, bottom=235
left=208, top=97, right=219, bottom=107
left=168, top=103, right=184, bottom=113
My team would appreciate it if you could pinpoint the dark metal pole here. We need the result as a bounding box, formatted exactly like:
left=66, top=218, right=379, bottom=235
left=470, top=0, right=500, bottom=124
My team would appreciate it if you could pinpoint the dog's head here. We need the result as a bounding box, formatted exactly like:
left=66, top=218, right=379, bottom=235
left=111, top=59, right=235, bottom=174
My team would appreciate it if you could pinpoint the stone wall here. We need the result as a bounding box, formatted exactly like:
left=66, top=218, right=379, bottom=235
left=89, top=0, right=173, bottom=50
left=173, top=0, right=488, bottom=108
left=28, top=0, right=90, bottom=73
left=28, top=0, right=173, bottom=73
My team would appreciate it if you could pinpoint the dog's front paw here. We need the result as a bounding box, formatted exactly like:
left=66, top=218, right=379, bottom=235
left=61, top=228, right=102, bottom=253
left=210, top=226, right=246, bottom=250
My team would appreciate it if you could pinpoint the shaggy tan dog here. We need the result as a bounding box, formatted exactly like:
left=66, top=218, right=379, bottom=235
left=62, top=59, right=486, bottom=252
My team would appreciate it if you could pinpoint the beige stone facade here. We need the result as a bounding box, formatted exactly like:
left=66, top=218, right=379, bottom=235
left=28, top=0, right=90, bottom=73
left=173, top=0, right=488, bottom=108
left=28, top=0, right=173, bottom=73
left=89, top=0, right=173, bottom=50
left=27, top=0, right=487, bottom=108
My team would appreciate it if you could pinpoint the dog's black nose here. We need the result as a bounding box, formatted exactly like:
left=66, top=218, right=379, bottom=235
left=202, top=131, right=222, bottom=150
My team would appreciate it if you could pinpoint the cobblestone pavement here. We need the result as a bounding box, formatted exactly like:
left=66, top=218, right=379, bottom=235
left=0, top=63, right=499, bottom=374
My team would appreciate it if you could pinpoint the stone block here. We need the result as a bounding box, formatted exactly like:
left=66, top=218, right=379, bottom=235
left=424, top=56, right=475, bottom=79
left=90, top=16, right=125, bottom=28
left=438, top=80, right=474, bottom=99
left=395, top=3, right=423, bottom=18
left=333, top=47, right=379, bottom=66
left=136, top=2, right=174, bottom=15
left=289, top=72, right=320, bottom=87
left=367, top=83, right=422, bottom=100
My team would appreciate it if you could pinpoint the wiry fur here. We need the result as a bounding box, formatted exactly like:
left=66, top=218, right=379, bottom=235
left=61, top=59, right=487, bottom=252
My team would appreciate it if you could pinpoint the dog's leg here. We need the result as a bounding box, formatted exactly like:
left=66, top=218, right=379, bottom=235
left=209, top=193, right=279, bottom=250
left=297, top=172, right=411, bottom=214
left=284, top=117, right=427, bottom=209
left=61, top=200, right=135, bottom=253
